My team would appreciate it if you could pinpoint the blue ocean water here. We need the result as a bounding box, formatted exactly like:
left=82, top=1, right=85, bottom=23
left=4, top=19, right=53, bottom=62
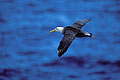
left=0, top=0, right=120, bottom=80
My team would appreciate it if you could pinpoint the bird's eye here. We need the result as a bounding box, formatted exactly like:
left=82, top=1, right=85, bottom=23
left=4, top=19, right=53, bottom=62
left=56, top=28, right=58, bottom=30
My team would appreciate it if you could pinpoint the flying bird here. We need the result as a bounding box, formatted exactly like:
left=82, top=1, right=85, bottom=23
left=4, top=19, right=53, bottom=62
left=49, top=19, right=95, bottom=57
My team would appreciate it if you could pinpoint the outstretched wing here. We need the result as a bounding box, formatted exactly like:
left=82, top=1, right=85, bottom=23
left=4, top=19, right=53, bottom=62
left=57, top=33, right=76, bottom=57
left=71, top=19, right=91, bottom=29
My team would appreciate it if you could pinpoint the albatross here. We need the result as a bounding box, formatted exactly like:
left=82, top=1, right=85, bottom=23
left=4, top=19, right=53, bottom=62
left=49, top=19, right=95, bottom=57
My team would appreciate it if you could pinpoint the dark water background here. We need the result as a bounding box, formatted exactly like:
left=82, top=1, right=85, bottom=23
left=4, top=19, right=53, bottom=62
left=0, top=0, right=120, bottom=80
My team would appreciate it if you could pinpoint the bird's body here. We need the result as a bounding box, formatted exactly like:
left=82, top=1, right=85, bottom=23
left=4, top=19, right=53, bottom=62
left=62, top=26, right=90, bottom=37
left=49, top=19, right=95, bottom=57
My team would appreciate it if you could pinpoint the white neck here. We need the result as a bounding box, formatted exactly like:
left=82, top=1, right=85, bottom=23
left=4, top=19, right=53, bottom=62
left=56, top=27, right=64, bottom=33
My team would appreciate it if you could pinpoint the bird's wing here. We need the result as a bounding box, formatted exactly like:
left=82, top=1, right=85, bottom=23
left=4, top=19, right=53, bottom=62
left=71, top=19, right=91, bottom=29
left=57, top=33, right=76, bottom=57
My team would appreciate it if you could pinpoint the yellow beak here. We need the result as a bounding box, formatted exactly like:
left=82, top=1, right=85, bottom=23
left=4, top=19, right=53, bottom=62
left=49, top=29, right=56, bottom=33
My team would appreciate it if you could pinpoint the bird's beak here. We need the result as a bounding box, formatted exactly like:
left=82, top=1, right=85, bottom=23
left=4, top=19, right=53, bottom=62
left=49, top=29, right=56, bottom=33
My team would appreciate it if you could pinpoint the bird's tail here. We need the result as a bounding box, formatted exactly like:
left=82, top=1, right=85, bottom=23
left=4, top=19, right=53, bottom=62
left=90, top=33, right=96, bottom=38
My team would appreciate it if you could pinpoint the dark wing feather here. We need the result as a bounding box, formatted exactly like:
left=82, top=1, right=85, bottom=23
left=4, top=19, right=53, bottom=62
left=71, top=19, right=91, bottom=29
left=57, top=33, right=76, bottom=57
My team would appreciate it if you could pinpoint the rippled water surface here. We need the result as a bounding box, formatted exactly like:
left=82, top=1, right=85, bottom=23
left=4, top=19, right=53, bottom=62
left=0, top=0, right=120, bottom=80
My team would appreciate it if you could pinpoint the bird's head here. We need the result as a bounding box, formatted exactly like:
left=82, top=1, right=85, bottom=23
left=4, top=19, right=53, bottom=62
left=49, top=27, right=64, bottom=33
